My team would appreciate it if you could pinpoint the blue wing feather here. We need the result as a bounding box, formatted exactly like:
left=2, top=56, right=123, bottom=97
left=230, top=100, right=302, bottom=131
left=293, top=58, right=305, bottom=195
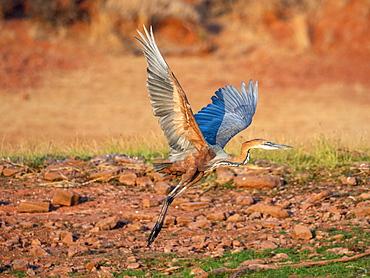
left=194, top=80, right=258, bottom=149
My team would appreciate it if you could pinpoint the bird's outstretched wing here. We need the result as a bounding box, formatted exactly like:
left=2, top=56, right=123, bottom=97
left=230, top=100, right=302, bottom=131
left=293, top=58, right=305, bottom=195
left=194, top=80, right=258, bottom=149
left=135, top=26, right=207, bottom=161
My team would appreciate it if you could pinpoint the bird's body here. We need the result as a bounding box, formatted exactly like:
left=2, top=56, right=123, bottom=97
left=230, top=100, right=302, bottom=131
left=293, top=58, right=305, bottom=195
left=135, top=26, right=292, bottom=247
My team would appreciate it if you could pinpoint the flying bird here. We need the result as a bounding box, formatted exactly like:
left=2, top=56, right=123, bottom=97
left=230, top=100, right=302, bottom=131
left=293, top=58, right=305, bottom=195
left=135, top=26, right=292, bottom=247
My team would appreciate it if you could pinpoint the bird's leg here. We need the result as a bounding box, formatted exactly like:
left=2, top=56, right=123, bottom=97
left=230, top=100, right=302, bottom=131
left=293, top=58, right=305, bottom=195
left=147, top=180, right=186, bottom=247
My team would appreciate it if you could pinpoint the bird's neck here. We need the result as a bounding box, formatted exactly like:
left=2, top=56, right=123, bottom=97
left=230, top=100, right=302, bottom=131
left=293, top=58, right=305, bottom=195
left=207, top=149, right=251, bottom=170
left=231, top=147, right=251, bottom=165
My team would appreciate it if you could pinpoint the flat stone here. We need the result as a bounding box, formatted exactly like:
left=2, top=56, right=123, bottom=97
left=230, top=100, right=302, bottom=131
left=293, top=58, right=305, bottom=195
left=118, top=172, right=137, bottom=185
left=308, top=190, right=332, bottom=202
left=292, top=224, right=312, bottom=240
left=234, top=175, right=281, bottom=189
left=19, top=201, right=50, bottom=213
left=154, top=181, right=171, bottom=194
left=176, top=216, right=193, bottom=226
left=236, top=195, right=255, bottom=206
left=127, top=262, right=141, bottom=269
left=3, top=167, right=20, bottom=177
left=19, top=221, right=34, bottom=228
left=206, top=212, right=226, bottom=221
left=44, top=163, right=85, bottom=181
left=246, top=203, right=290, bottom=219
left=163, top=216, right=176, bottom=227
left=12, top=259, right=28, bottom=271
left=241, top=259, right=266, bottom=266
left=136, top=176, right=154, bottom=187
left=52, top=189, right=80, bottom=206
left=180, top=202, right=210, bottom=211
left=89, top=169, right=120, bottom=182
left=188, top=219, right=212, bottom=230
left=29, top=246, right=50, bottom=257
left=67, top=246, right=90, bottom=258
left=142, top=198, right=159, bottom=208
left=226, top=214, right=244, bottom=222
left=96, top=215, right=120, bottom=230
left=190, top=267, right=207, bottom=275
left=61, top=231, right=75, bottom=245
left=260, top=240, right=278, bottom=249
left=340, top=176, right=357, bottom=185
left=172, top=197, right=190, bottom=206
left=122, top=211, right=157, bottom=221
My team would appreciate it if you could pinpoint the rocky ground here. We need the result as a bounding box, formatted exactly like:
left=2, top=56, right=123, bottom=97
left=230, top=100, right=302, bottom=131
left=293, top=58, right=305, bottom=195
left=0, top=155, right=369, bottom=277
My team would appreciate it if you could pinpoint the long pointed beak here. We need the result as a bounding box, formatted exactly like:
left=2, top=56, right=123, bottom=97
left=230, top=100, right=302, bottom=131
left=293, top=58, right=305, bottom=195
left=263, top=141, right=293, bottom=150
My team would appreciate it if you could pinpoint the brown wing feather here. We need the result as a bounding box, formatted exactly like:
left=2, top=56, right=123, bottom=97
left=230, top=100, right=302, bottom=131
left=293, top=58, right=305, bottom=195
left=135, top=26, right=207, bottom=161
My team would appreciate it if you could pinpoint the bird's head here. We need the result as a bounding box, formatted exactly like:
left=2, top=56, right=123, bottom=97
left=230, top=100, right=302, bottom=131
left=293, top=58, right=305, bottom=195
left=242, top=139, right=293, bottom=150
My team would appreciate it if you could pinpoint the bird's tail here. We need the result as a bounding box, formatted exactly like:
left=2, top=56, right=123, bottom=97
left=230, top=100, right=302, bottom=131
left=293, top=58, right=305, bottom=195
left=153, top=162, right=172, bottom=172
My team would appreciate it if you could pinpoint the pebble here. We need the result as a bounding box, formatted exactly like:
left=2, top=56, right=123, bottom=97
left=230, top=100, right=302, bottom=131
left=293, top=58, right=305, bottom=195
left=189, top=219, right=212, bottom=230
left=142, top=198, right=159, bottom=208
left=350, top=207, right=370, bottom=217
left=67, top=246, right=90, bottom=257
left=127, top=262, right=141, bottom=269
left=260, top=240, right=278, bottom=249
left=308, top=190, right=332, bottom=202
left=216, top=167, right=235, bottom=183
left=176, top=216, right=193, bottom=226
left=3, top=167, right=20, bottom=177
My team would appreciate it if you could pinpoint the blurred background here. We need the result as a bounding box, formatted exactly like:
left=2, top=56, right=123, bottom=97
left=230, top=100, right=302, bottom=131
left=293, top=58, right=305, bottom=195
left=0, top=0, right=369, bottom=148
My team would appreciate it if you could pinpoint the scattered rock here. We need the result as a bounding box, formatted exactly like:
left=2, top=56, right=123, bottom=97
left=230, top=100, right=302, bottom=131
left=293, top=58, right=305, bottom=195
left=154, top=181, right=171, bottom=194
left=136, top=176, right=154, bottom=187
left=189, top=219, right=212, bottom=230
left=358, top=193, right=370, bottom=200
left=206, top=212, right=226, bottom=221
left=226, top=214, right=244, bottom=222
left=180, top=202, right=210, bottom=211
left=292, top=224, right=313, bottom=240
left=52, top=189, right=80, bottom=206
left=142, top=198, right=159, bottom=208
left=246, top=203, right=290, bottom=219
left=44, top=163, right=85, bottom=181
left=176, top=216, right=193, bottom=226
left=67, top=245, right=90, bottom=257
left=127, top=262, right=141, bottom=269
left=19, top=221, right=34, bottom=228
left=216, top=167, right=235, bottom=183
left=340, top=176, right=357, bottom=185
left=19, top=200, right=50, bottom=213
left=234, top=175, right=282, bottom=189
left=3, top=167, right=20, bottom=177
left=12, top=259, right=28, bottom=271
left=61, top=231, right=76, bottom=245
left=89, top=169, right=120, bottom=182
left=29, top=246, right=50, bottom=257
left=236, top=195, right=255, bottom=206
left=96, top=215, right=120, bottom=230
left=119, top=172, right=137, bottom=185
left=350, top=207, right=370, bottom=217
left=260, top=240, right=278, bottom=249
left=190, top=267, right=207, bottom=275
left=86, top=261, right=98, bottom=271
left=308, top=190, right=332, bottom=202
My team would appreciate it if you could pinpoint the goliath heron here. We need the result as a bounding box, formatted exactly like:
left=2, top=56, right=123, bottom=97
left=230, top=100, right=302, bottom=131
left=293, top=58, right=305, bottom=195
left=135, top=26, right=292, bottom=247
